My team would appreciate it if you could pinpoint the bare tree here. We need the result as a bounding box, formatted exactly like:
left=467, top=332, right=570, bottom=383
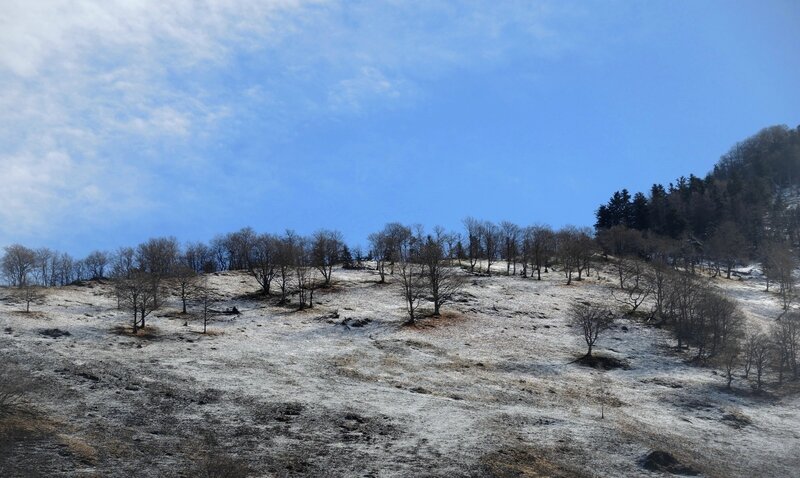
left=275, top=231, right=298, bottom=304
left=707, top=221, right=747, bottom=279
left=751, top=333, right=771, bottom=391
left=368, top=230, right=389, bottom=283
left=116, top=270, right=160, bottom=333
left=575, top=227, right=596, bottom=280
left=524, top=224, right=555, bottom=280
left=480, top=221, right=500, bottom=275
left=294, top=236, right=316, bottom=309
left=717, top=339, right=741, bottom=389
left=33, top=247, right=55, bottom=286
left=500, top=221, right=520, bottom=275
left=194, top=276, right=214, bottom=334
left=419, top=230, right=466, bottom=316
left=556, top=226, right=582, bottom=285
left=173, top=264, right=199, bottom=314
left=84, top=250, right=109, bottom=279
left=311, top=229, right=343, bottom=287
left=396, top=233, right=427, bottom=324
left=463, top=217, right=482, bottom=273
left=136, top=237, right=179, bottom=313
left=763, top=242, right=797, bottom=310
left=772, top=313, right=800, bottom=384
left=223, top=227, right=258, bottom=271
left=110, top=247, right=136, bottom=280
left=12, top=284, right=45, bottom=313
left=250, top=233, right=278, bottom=295
left=1, top=244, right=36, bottom=287
left=184, top=241, right=215, bottom=273
left=570, top=302, right=614, bottom=357
left=743, top=329, right=759, bottom=380
left=613, top=260, right=654, bottom=315
left=55, top=252, right=75, bottom=286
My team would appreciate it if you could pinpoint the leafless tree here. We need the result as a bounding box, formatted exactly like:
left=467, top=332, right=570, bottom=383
left=223, top=227, right=258, bottom=271
left=294, top=236, right=316, bottom=309
left=194, top=276, right=214, bottom=334
left=500, top=221, right=520, bottom=275
left=84, top=250, right=109, bottom=279
left=763, top=242, right=796, bottom=310
left=570, top=302, right=614, bottom=357
left=110, top=247, right=136, bottom=280
left=523, top=224, right=555, bottom=280
left=136, top=236, right=179, bottom=312
left=250, top=233, right=277, bottom=295
left=772, top=313, right=800, bottom=384
left=275, top=231, right=298, bottom=304
left=396, top=233, right=427, bottom=324
left=54, top=252, right=75, bottom=286
left=556, top=226, right=583, bottom=285
left=369, top=223, right=411, bottom=282
left=743, top=329, right=759, bottom=380
left=33, top=247, right=55, bottom=286
left=751, top=333, right=771, bottom=391
left=613, top=260, right=654, bottom=315
left=575, top=227, right=596, bottom=280
left=690, top=290, right=744, bottom=361
left=419, top=230, right=466, bottom=316
left=12, top=284, right=45, bottom=313
left=116, top=270, right=160, bottom=333
left=716, top=339, right=741, bottom=389
left=184, top=241, right=215, bottom=273
left=210, top=235, right=230, bottom=271
left=1, top=244, right=36, bottom=287
left=312, top=229, right=344, bottom=287
left=368, top=230, right=390, bottom=283
left=463, top=217, right=482, bottom=273
left=173, top=264, right=199, bottom=314
left=707, top=221, right=747, bottom=279
left=480, top=221, right=500, bottom=275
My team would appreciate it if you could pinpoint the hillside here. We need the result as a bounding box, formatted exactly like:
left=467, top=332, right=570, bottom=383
left=596, top=125, right=800, bottom=253
left=1, top=263, right=798, bottom=477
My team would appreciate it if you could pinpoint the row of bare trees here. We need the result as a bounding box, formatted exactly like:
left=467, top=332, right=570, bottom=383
left=461, top=218, right=597, bottom=285
left=597, top=227, right=800, bottom=391
left=369, top=224, right=466, bottom=324
left=0, top=244, right=112, bottom=289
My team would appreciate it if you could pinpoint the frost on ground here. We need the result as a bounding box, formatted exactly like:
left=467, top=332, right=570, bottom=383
left=0, top=263, right=799, bottom=477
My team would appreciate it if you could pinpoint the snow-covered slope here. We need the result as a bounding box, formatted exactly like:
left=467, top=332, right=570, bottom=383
left=0, top=264, right=798, bottom=477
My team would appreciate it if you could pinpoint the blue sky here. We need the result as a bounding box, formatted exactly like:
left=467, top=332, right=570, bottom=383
left=1, top=0, right=798, bottom=256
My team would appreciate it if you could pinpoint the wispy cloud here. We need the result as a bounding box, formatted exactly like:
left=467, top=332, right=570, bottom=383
left=0, top=0, right=582, bottom=247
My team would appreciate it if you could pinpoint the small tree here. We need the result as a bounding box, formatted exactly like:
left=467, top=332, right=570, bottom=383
left=311, top=229, right=343, bottom=287
left=250, top=233, right=278, bottom=295
left=751, top=333, right=771, bottom=391
left=13, top=284, right=44, bottom=313
left=194, top=277, right=214, bottom=334
left=556, top=226, right=582, bottom=285
left=763, top=243, right=797, bottom=310
left=716, top=340, right=741, bottom=389
left=116, top=271, right=160, bottom=333
left=419, top=231, right=466, bottom=316
left=174, top=265, right=199, bottom=314
left=396, top=233, right=426, bottom=324
left=570, top=302, right=614, bottom=357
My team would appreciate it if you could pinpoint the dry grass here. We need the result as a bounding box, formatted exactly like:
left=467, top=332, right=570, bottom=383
left=58, top=433, right=98, bottom=465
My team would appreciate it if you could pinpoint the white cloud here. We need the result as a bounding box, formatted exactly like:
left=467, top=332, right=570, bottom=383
left=0, top=0, right=581, bottom=246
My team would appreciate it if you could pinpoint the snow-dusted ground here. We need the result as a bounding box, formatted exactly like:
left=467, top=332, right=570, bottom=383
left=1, top=263, right=798, bottom=477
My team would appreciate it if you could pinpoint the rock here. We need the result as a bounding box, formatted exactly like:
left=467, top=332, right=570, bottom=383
left=39, top=328, right=71, bottom=338
left=641, top=450, right=699, bottom=475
